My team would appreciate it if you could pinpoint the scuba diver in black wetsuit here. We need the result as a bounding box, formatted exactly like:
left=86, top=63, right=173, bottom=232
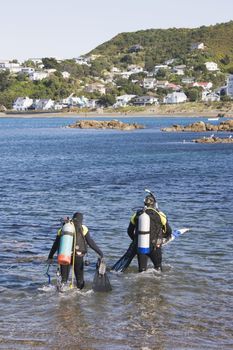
left=127, top=191, right=172, bottom=272
left=47, top=212, right=104, bottom=290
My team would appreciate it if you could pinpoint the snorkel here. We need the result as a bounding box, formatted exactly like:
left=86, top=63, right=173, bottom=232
left=144, top=188, right=158, bottom=209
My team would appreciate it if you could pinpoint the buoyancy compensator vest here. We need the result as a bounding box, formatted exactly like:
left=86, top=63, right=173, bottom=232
left=73, top=220, right=88, bottom=256
left=58, top=219, right=76, bottom=265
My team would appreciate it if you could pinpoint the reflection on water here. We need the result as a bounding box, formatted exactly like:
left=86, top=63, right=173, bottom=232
left=0, top=116, right=233, bottom=349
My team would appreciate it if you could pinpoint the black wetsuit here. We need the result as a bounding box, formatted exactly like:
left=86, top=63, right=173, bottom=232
left=48, top=229, right=103, bottom=289
left=127, top=207, right=172, bottom=272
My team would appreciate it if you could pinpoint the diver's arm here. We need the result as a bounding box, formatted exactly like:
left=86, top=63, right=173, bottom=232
left=85, top=232, right=103, bottom=257
left=48, top=235, right=60, bottom=259
left=127, top=222, right=135, bottom=240
left=163, top=221, right=172, bottom=239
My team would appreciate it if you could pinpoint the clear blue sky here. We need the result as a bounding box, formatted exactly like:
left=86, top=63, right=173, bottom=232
left=1, top=0, right=233, bottom=61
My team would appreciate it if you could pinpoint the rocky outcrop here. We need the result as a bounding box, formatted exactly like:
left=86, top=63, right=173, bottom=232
left=161, top=120, right=233, bottom=132
left=193, top=136, right=233, bottom=143
left=67, top=119, right=144, bottom=130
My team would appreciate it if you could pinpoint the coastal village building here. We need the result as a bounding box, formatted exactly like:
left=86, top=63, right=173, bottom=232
left=172, top=65, right=186, bottom=75
left=205, top=62, right=219, bottom=71
left=62, top=71, right=70, bottom=79
left=74, top=57, right=91, bottom=66
left=13, top=97, right=33, bottom=111
left=226, top=75, right=233, bottom=97
left=128, top=45, right=143, bottom=53
left=33, top=99, right=54, bottom=110
left=154, top=65, right=169, bottom=74
left=192, top=82, right=213, bottom=90
left=113, top=94, right=136, bottom=108
left=29, top=71, right=49, bottom=81
left=84, top=83, right=106, bottom=95
left=0, top=61, right=21, bottom=73
left=182, top=77, right=195, bottom=84
left=156, top=80, right=169, bottom=88
left=163, top=92, right=187, bottom=104
left=62, top=94, right=89, bottom=107
left=167, top=83, right=182, bottom=91
left=143, top=78, right=157, bottom=89
left=201, top=91, right=220, bottom=102
left=21, top=67, right=35, bottom=74
left=127, top=65, right=143, bottom=74
left=132, top=96, right=158, bottom=106
left=190, top=42, right=205, bottom=50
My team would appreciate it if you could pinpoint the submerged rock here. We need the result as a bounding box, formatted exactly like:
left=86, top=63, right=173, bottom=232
left=161, top=120, right=233, bottom=132
left=193, top=136, right=233, bottom=143
left=67, top=119, right=144, bottom=130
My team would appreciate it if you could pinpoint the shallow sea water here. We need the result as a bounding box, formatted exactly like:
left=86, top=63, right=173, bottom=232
left=0, top=115, right=233, bottom=349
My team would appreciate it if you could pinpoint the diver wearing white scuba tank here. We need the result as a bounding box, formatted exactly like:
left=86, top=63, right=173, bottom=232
left=127, top=194, right=172, bottom=272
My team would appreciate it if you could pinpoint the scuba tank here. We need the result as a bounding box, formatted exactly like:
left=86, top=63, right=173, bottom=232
left=57, top=219, right=75, bottom=265
left=137, top=210, right=151, bottom=254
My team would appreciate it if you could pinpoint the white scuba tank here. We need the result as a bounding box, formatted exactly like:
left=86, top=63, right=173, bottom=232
left=137, top=211, right=150, bottom=254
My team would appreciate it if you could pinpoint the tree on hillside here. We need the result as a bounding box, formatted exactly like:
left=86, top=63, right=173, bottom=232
left=120, top=55, right=134, bottom=65
left=184, top=87, right=201, bottom=102
left=98, top=94, right=116, bottom=107
left=0, top=71, right=13, bottom=91
left=42, top=57, right=60, bottom=70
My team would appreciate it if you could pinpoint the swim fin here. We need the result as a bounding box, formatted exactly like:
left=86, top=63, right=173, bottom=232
left=92, top=258, right=112, bottom=292
left=111, top=241, right=137, bottom=272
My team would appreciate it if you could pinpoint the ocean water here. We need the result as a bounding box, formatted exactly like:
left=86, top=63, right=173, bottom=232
left=0, top=115, right=232, bottom=350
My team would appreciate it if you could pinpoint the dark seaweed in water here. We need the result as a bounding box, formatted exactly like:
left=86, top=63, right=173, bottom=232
left=0, top=116, right=233, bottom=350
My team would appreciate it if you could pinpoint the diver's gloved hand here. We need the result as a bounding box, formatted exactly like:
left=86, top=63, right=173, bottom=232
left=156, top=237, right=163, bottom=247
left=96, top=257, right=106, bottom=275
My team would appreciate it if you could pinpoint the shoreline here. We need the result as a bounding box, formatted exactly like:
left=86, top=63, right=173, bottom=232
left=1, top=109, right=233, bottom=119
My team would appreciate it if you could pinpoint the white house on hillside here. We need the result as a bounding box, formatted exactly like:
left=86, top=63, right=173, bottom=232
left=132, top=96, right=158, bottom=106
left=13, top=97, right=33, bottom=111
left=20, top=67, right=35, bottom=74
left=0, top=61, right=21, bottom=73
left=143, top=78, right=157, bottom=89
left=62, top=71, right=70, bottom=79
left=202, top=91, right=220, bottom=102
left=29, top=71, right=49, bottom=81
left=226, top=75, right=233, bottom=97
left=34, top=99, right=54, bottom=110
left=12, top=96, right=33, bottom=111
left=172, top=65, right=186, bottom=75
left=113, top=94, right=136, bottom=108
left=163, top=92, right=187, bottom=104
left=191, top=42, right=205, bottom=50
left=192, top=82, right=213, bottom=90
left=128, top=65, right=143, bottom=74
left=205, top=62, right=219, bottom=71
left=154, top=65, right=169, bottom=74
left=182, top=77, right=195, bottom=84
left=84, top=83, right=106, bottom=95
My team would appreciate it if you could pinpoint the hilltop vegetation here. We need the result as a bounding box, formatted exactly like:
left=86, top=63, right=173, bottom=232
left=1, top=21, right=233, bottom=111
left=89, top=21, right=233, bottom=72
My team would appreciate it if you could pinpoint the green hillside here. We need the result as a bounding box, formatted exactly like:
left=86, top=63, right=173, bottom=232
left=89, top=21, right=233, bottom=71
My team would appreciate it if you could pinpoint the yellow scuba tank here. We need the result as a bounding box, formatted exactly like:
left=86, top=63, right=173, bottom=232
left=57, top=220, right=75, bottom=265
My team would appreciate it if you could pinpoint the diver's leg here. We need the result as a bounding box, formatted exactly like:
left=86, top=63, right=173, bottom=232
left=74, top=255, right=85, bottom=289
left=150, top=247, right=162, bottom=271
left=137, top=253, right=148, bottom=272
left=60, top=264, right=70, bottom=283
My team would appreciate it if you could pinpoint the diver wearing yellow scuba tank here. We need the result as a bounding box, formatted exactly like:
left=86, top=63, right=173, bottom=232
left=127, top=195, right=172, bottom=272
left=48, top=212, right=104, bottom=289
